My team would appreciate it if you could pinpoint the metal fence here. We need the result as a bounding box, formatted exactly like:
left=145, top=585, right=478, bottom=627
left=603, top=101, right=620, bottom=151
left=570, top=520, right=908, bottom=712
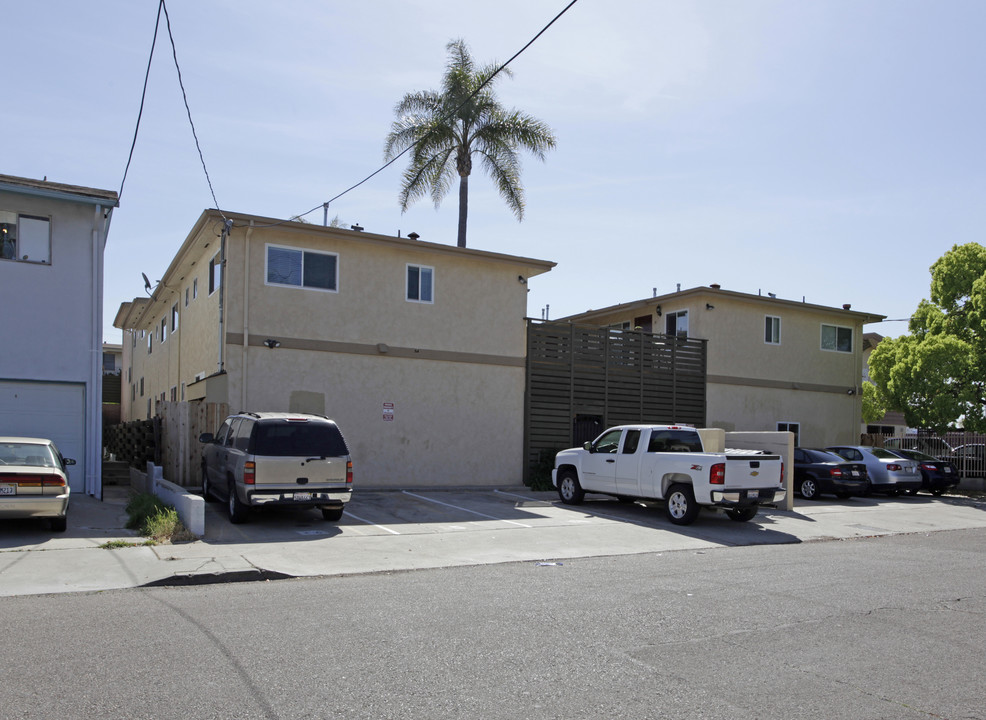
left=865, top=432, right=986, bottom=479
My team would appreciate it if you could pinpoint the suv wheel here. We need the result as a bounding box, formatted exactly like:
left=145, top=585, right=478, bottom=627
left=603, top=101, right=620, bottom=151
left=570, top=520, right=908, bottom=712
left=228, top=480, right=250, bottom=524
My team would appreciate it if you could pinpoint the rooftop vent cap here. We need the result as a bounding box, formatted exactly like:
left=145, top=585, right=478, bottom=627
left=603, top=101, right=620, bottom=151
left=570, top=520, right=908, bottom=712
left=710, top=283, right=721, bottom=290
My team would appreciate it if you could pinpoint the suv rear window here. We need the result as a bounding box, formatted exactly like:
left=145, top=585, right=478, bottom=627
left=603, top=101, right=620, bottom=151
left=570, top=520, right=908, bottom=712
left=252, top=421, right=349, bottom=457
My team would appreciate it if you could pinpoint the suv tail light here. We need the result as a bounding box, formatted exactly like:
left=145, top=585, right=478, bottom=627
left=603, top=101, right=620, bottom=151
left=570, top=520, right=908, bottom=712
left=346, top=460, right=353, bottom=484
left=243, top=461, right=256, bottom=485
left=710, top=463, right=725, bottom=485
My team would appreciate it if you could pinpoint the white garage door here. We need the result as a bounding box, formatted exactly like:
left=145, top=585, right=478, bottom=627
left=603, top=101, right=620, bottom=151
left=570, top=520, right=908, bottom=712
left=0, top=381, right=86, bottom=491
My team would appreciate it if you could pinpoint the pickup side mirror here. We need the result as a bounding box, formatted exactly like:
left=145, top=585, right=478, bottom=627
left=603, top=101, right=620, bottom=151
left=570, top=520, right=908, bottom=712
left=583, top=441, right=593, bottom=452
left=198, top=432, right=214, bottom=444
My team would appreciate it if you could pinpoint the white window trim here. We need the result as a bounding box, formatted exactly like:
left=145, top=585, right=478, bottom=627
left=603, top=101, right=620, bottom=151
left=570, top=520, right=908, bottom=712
left=666, top=309, right=688, bottom=337
left=777, top=421, right=800, bottom=446
left=820, top=323, right=853, bottom=353
left=765, top=315, right=781, bottom=345
left=209, top=254, right=221, bottom=296
left=405, top=263, right=435, bottom=304
left=264, top=243, right=339, bottom=293
left=171, top=303, right=179, bottom=333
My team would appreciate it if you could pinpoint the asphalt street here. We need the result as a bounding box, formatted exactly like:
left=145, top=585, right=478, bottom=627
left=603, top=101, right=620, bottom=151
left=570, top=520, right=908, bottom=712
left=2, top=527, right=984, bottom=720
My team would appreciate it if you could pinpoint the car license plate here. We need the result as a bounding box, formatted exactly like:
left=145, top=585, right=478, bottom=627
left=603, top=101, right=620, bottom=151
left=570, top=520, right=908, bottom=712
left=851, top=470, right=859, bottom=477
left=293, top=492, right=313, bottom=501
left=0, top=484, right=15, bottom=496
left=944, top=467, right=952, bottom=474
left=747, top=490, right=758, bottom=499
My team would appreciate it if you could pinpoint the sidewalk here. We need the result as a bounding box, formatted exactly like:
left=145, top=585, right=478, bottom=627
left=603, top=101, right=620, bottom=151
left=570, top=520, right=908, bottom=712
left=2, top=486, right=986, bottom=597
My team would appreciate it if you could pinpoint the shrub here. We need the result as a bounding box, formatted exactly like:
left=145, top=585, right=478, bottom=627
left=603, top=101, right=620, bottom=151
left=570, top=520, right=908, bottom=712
left=125, top=492, right=196, bottom=543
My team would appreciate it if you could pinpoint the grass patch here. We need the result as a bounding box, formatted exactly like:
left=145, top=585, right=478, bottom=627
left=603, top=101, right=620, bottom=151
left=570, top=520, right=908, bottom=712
left=124, top=492, right=197, bottom=544
left=100, top=539, right=156, bottom=549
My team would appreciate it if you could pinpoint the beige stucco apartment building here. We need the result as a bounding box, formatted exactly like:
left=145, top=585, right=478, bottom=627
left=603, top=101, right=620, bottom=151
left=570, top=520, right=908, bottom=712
left=559, top=285, right=884, bottom=447
left=115, top=210, right=554, bottom=488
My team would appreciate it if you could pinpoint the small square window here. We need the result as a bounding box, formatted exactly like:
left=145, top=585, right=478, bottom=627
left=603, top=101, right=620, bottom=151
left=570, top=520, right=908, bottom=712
left=0, top=212, right=51, bottom=264
left=821, top=324, right=852, bottom=353
left=406, top=264, right=434, bottom=303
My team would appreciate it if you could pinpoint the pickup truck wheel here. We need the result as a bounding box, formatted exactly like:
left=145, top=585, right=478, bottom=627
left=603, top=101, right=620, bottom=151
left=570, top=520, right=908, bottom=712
left=227, top=480, right=250, bottom=524
left=799, top=478, right=818, bottom=500
left=321, top=506, right=344, bottom=521
left=665, top=484, right=699, bottom=525
left=557, top=471, right=585, bottom=505
left=726, top=507, right=758, bottom=522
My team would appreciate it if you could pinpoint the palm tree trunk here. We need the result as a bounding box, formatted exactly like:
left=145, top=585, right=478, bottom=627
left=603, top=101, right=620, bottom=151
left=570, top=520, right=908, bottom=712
left=457, top=174, right=469, bottom=248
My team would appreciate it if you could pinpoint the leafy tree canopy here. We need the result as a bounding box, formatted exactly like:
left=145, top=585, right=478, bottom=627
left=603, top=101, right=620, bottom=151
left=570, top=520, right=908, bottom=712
left=868, top=243, right=986, bottom=432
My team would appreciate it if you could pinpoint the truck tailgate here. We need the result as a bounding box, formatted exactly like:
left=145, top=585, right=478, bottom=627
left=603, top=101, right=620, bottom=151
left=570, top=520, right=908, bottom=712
left=724, top=454, right=782, bottom=487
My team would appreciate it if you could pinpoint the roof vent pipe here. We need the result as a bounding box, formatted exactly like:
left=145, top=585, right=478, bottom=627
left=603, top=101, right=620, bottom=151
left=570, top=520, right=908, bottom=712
left=843, top=303, right=852, bottom=310
left=710, top=283, right=721, bottom=290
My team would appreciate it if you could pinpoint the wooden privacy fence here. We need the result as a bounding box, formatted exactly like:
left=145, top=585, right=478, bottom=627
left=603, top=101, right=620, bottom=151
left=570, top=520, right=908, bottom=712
left=524, top=321, right=707, bottom=482
left=157, top=400, right=230, bottom=487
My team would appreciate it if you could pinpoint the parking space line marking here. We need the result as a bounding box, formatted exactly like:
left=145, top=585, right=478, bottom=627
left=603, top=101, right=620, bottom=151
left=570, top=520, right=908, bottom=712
left=342, top=510, right=401, bottom=535
left=402, top=491, right=533, bottom=528
left=493, top=489, right=541, bottom=501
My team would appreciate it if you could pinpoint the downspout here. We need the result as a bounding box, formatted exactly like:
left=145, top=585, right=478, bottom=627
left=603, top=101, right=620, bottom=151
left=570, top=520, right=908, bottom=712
left=90, top=204, right=113, bottom=499
left=241, top=221, right=254, bottom=411
left=217, top=218, right=232, bottom=375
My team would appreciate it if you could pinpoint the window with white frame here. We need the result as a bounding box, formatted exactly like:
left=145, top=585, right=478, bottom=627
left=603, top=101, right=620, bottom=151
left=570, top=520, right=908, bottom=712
left=777, top=421, right=800, bottom=446
left=147, top=332, right=152, bottom=354
left=209, top=254, right=221, bottom=295
left=665, top=310, right=688, bottom=337
left=171, top=303, right=179, bottom=333
left=765, top=315, right=781, bottom=345
left=0, top=211, right=51, bottom=264
left=821, top=324, right=852, bottom=353
left=265, top=244, right=338, bottom=291
left=406, top=264, right=433, bottom=303
left=160, top=317, right=167, bottom=344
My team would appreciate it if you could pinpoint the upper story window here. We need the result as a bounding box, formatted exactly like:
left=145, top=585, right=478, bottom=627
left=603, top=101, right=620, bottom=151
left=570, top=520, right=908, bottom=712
left=406, top=264, right=433, bottom=303
left=0, top=211, right=51, bottom=264
left=171, top=303, right=179, bottom=333
left=266, top=244, right=338, bottom=292
left=665, top=310, right=688, bottom=338
left=209, top=254, right=221, bottom=295
left=821, top=324, right=852, bottom=353
left=160, top=317, right=167, bottom=344
left=765, top=316, right=781, bottom=345
left=147, top=332, right=153, bottom=354
left=193, top=277, right=198, bottom=299
left=184, top=288, right=189, bottom=307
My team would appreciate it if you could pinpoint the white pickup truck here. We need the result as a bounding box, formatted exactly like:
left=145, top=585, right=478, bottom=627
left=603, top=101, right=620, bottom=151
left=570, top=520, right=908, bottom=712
left=552, top=424, right=785, bottom=525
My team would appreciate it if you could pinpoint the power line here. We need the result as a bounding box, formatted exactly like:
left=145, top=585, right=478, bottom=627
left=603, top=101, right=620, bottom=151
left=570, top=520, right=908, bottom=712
left=161, top=0, right=226, bottom=221
left=118, top=0, right=164, bottom=202
left=286, top=0, right=581, bottom=226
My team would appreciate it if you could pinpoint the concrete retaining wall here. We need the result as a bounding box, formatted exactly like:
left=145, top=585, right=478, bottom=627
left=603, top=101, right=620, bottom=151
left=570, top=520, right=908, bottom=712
left=129, top=463, right=205, bottom=537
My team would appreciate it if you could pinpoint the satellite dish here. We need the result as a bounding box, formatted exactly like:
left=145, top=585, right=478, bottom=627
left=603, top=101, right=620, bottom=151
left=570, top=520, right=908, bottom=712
left=142, top=273, right=152, bottom=293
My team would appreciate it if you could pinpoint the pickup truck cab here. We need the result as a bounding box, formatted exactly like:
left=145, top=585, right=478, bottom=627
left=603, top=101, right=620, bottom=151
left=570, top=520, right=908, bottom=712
left=552, top=424, right=785, bottom=525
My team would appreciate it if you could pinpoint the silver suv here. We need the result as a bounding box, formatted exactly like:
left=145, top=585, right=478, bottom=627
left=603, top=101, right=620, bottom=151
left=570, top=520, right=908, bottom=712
left=199, top=412, right=352, bottom=524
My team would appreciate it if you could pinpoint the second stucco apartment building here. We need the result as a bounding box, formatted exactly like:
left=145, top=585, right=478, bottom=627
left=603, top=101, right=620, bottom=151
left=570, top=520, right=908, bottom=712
left=559, top=285, right=884, bottom=447
left=115, top=209, right=554, bottom=488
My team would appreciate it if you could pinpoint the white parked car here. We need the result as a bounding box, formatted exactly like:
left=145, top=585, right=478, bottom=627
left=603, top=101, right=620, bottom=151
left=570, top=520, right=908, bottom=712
left=0, top=437, right=74, bottom=532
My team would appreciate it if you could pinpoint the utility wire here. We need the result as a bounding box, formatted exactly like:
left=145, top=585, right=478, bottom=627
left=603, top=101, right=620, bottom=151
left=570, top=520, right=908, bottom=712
left=118, top=0, right=164, bottom=202
left=161, top=0, right=226, bottom=220
left=280, top=0, right=581, bottom=226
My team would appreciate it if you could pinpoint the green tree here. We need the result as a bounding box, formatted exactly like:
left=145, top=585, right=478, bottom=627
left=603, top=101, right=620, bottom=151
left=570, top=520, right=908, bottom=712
left=384, top=39, right=557, bottom=248
left=861, top=381, right=887, bottom=424
left=868, top=243, right=986, bottom=431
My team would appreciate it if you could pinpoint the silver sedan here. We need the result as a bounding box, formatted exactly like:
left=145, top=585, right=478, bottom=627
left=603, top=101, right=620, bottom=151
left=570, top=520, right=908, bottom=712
left=0, top=437, right=73, bottom=531
left=825, top=445, right=922, bottom=496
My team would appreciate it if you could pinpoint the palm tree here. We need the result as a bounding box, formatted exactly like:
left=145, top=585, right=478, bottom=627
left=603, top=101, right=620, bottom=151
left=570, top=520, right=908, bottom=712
left=384, top=39, right=556, bottom=248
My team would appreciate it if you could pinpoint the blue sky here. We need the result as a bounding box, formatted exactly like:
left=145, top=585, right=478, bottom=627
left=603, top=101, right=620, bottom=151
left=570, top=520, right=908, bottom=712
left=5, top=0, right=985, bottom=342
